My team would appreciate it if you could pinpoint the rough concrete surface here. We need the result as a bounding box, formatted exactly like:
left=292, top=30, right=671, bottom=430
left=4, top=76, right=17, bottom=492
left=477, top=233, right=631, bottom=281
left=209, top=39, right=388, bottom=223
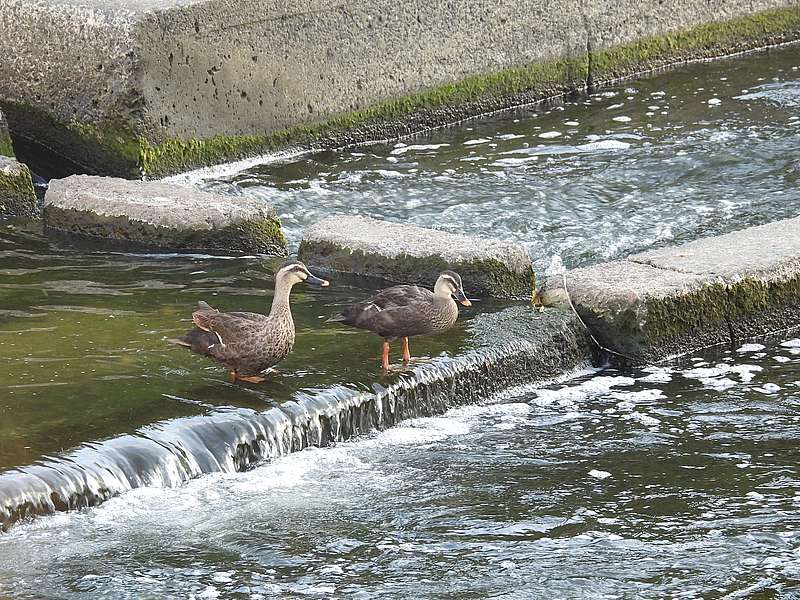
left=0, top=109, right=13, bottom=157
left=0, top=156, right=37, bottom=219
left=546, top=217, right=800, bottom=364
left=1, top=0, right=799, bottom=175
left=298, top=215, right=535, bottom=298
left=43, top=175, right=287, bottom=254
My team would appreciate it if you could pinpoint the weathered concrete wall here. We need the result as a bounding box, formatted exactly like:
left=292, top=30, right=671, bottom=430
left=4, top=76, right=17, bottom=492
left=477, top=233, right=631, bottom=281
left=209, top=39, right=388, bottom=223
left=1, top=0, right=799, bottom=176
left=544, top=216, right=800, bottom=364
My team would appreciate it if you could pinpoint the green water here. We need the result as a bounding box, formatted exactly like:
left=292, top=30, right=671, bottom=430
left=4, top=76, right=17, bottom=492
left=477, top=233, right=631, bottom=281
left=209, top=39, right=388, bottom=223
left=0, top=226, right=486, bottom=471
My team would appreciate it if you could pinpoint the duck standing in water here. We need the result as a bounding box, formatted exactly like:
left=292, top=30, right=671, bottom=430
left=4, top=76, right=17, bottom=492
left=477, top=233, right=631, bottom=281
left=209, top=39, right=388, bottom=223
left=328, top=271, right=471, bottom=370
left=170, top=261, right=329, bottom=383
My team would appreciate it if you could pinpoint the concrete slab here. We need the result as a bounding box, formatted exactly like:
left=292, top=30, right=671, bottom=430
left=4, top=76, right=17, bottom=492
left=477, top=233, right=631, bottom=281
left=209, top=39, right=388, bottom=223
left=0, top=156, right=37, bottom=219
left=546, top=217, right=800, bottom=363
left=297, top=215, right=535, bottom=298
left=43, top=175, right=287, bottom=254
left=1, top=0, right=798, bottom=176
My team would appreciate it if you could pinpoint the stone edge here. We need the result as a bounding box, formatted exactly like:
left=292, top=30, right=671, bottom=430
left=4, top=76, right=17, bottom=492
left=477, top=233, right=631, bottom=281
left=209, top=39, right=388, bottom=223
left=297, top=238, right=536, bottom=299
left=42, top=204, right=288, bottom=255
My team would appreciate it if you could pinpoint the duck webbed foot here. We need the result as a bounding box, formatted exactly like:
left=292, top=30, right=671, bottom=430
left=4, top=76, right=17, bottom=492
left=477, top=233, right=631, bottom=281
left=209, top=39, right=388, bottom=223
left=230, top=371, right=267, bottom=384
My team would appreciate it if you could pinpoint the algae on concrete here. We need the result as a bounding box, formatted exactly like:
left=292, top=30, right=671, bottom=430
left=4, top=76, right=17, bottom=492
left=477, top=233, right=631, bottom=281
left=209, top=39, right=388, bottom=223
left=2, top=0, right=799, bottom=177
left=0, top=156, right=38, bottom=219
left=545, top=215, right=800, bottom=364
left=43, top=175, right=287, bottom=254
left=299, top=215, right=535, bottom=299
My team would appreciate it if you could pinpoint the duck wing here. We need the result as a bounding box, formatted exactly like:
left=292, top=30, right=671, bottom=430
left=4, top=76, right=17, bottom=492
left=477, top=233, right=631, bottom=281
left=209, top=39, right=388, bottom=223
left=331, top=285, right=436, bottom=337
left=192, top=309, right=268, bottom=352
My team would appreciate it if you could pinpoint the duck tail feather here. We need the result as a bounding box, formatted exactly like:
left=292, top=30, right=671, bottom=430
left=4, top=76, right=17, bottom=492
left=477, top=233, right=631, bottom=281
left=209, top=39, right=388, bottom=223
left=167, top=337, right=191, bottom=347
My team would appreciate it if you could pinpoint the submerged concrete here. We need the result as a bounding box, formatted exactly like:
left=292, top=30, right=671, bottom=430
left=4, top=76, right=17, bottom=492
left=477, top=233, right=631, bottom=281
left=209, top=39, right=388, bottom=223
left=0, top=306, right=590, bottom=530
left=544, top=217, right=800, bottom=364
left=43, top=175, right=287, bottom=254
left=298, top=215, right=535, bottom=298
left=0, top=156, right=37, bottom=219
left=1, top=1, right=799, bottom=176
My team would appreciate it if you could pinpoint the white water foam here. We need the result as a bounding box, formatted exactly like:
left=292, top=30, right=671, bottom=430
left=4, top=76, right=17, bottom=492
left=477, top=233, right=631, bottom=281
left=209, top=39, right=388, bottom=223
left=161, top=149, right=309, bottom=186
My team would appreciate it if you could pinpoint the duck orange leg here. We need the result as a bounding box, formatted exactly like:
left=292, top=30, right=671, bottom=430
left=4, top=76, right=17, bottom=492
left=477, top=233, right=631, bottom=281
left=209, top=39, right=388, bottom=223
left=381, top=341, right=391, bottom=370
left=401, top=337, right=411, bottom=364
left=230, top=370, right=266, bottom=384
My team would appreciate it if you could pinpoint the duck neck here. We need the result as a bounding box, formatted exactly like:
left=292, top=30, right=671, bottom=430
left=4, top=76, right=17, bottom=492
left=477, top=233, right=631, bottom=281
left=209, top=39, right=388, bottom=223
left=434, top=292, right=455, bottom=310
left=269, top=282, right=293, bottom=318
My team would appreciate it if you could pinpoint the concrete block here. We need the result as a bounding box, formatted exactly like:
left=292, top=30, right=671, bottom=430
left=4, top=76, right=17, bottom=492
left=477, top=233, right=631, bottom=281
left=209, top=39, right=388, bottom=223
left=547, top=217, right=800, bottom=363
left=297, top=215, right=535, bottom=298
left=0, top=156, right=37, bottom=219
left=43, top=175, right=287, bottom=254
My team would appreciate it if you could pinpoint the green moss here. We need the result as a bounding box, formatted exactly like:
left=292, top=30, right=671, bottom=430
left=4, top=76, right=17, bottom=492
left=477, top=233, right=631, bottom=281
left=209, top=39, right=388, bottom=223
left=0, top=162, right=37, bottom=218
left=297, top=239, right=534, bottom=299
left=642, top=274, right=800, bottom=345
left=590, top=7, right=800, bottom=81
left=0, top=138, right=14, bottom=159
left=4, top=7, right=800, bottom=177
left=138, top=56, right=587, bottom=177
left=0, top=100, right=144, bottom=178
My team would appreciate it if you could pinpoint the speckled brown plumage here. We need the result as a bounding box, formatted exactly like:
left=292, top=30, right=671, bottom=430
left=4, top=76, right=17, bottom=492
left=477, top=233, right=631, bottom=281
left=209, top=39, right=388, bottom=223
left=329, top=271, right=470, bottom=369
left=333, top=285, right=459, bottom=341
left=170, top=261, right=329, bottom=380
left=178, top=302, right=295, bottom=376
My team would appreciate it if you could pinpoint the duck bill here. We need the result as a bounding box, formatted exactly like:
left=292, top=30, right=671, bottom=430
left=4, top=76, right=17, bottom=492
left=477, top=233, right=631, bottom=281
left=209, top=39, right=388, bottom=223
left=454, top=289, right=472, bottom=306
left=305, top=274, right=330, bottom=287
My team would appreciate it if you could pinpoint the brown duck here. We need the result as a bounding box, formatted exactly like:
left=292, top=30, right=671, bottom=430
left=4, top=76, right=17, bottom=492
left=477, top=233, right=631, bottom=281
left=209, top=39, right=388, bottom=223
left=328, top=271, right=471, bottom=370
left=170, top=261, right=329, bottom=383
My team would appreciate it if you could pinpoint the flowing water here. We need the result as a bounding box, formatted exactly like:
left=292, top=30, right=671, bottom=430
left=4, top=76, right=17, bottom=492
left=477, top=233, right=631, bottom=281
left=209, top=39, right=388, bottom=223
left=0, top=339, right=799, bottom=598
left=173, top=46, right=800, bottom=272
left=0, top=45, right=800, bottom=597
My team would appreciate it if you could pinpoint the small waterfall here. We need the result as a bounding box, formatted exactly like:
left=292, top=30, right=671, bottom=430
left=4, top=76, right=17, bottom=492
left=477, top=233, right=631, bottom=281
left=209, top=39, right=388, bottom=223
left=0, top=307, right=591, bottom=531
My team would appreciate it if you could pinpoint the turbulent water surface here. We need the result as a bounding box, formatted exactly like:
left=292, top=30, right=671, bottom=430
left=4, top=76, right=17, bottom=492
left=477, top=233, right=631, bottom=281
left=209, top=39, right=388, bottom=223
left=0, top=339, right=799, bottom=598
left=0, top=45, right=799, bottom=598
left=174, top=46, right=800, bottom=272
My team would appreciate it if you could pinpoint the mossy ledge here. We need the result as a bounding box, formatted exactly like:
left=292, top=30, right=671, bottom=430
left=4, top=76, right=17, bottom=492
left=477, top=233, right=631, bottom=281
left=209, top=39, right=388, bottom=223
left=43, top=206, right=287, bottom=255
left=574, top=273, right=800, bottom=366
left=4, top=6, right=800, bottom=178
left=589, top=7, right=800, bottom=83
left=297, top=239, right=534, bottom=300
left=0, top=158, right=38, bottom=219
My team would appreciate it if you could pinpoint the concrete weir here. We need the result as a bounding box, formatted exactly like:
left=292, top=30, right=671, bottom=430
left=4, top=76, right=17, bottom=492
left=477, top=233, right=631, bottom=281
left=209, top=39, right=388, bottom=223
left=0, top=307, right=590, bottom=530
left=1, top=1, right=800, bottom=176
left=544, top=217, right=800, bottom=364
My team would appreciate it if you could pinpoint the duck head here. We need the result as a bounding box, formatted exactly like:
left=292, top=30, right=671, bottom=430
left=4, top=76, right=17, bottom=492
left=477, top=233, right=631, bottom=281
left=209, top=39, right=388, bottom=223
left=275, top=261, right=330, bottom=288
left=434, top=271, right=471, bottom=306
